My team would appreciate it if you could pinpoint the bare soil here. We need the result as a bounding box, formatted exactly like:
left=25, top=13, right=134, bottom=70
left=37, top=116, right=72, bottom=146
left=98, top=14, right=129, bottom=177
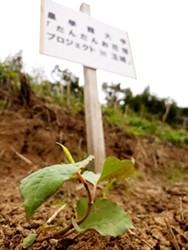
left=0, top=97, right=188, bottom=249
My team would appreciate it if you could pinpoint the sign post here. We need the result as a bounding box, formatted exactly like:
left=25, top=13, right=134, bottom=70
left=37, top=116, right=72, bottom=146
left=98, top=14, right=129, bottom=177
left=40, top=0, right=136, bottom=172
left=80, top=3, right=106, bottom=172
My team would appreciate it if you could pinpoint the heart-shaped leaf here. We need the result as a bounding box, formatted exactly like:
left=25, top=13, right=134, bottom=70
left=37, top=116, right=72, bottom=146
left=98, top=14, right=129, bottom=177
left=73, top=198, right=133, bottom=236
left=19, top=155, right=94, bottom=221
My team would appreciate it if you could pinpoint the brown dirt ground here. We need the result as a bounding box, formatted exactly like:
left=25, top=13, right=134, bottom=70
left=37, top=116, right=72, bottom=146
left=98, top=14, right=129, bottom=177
left=0, top=101, right=188, bottom=249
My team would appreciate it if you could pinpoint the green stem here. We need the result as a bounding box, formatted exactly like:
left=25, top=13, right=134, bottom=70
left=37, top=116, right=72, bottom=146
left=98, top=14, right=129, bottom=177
left=103, top=178, right=116, bottom=199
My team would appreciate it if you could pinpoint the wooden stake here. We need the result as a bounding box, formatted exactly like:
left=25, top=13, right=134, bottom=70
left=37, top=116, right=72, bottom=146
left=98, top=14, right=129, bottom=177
left=80, top=3, right=106, bottom=173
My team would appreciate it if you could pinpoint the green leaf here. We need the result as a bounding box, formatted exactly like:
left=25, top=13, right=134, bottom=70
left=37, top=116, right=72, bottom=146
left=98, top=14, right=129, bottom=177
left=56, top=143, right=75, bottom=163
left=23, top=234, right=37, bottom=248
left=81, top=171, right=101, bottom=185
left=73, top=198, right=133, bottom=236
left=98, top=156, right=135, bottom=183
left=19, top=155, right=94, bottom=221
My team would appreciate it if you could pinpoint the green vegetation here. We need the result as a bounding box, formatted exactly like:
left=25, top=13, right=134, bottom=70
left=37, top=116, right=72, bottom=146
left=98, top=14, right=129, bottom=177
left=103, top=107, right=126, bottom=127
left=102, top=82, right=188, bottom=128
left=19, top=144, right=134, bottom=248
left=159, top=165, right=188, bottom=183
left=103, top=108, right=188, bottom=145
left=1, top=52, right=188, bottom=145
left=31, top=67, right=84, bottom=111
left=125, top=115, right=188, bottom=144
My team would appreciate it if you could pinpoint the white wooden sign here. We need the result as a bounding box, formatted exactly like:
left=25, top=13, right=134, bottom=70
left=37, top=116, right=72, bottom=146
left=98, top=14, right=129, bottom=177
left=40, top=0, right=136, bottom=78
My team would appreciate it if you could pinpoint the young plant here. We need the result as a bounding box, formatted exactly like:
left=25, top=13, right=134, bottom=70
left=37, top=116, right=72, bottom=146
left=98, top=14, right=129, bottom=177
left=19, top=143, right=135, bottom=248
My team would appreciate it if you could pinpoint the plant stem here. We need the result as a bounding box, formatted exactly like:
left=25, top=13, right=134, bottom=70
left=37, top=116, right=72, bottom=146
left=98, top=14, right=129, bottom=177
left=36, top=173, right=96, bottom=242
left=36, top=144, right=96, bottom=243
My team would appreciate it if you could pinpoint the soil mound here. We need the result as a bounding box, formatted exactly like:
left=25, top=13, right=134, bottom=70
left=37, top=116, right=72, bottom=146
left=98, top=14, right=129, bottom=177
left=0, top=87, right=188, bottom=249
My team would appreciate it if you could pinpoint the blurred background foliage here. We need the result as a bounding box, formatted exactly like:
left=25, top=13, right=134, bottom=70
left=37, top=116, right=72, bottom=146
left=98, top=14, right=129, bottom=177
left=1, top=52, right=188, bottom=145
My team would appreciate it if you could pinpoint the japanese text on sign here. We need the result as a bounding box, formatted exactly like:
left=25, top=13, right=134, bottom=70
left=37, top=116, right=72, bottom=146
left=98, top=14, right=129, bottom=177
left=40, top=0, right=136, bottom=78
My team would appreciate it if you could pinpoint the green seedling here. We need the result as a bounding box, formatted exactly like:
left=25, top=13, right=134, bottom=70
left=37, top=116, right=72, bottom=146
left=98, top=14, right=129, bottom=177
left=19, top=143, right=135, bottom=248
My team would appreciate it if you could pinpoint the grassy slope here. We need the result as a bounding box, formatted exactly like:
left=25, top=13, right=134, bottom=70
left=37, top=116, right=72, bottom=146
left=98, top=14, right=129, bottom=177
left=103, top=107, right=188, bottom=145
